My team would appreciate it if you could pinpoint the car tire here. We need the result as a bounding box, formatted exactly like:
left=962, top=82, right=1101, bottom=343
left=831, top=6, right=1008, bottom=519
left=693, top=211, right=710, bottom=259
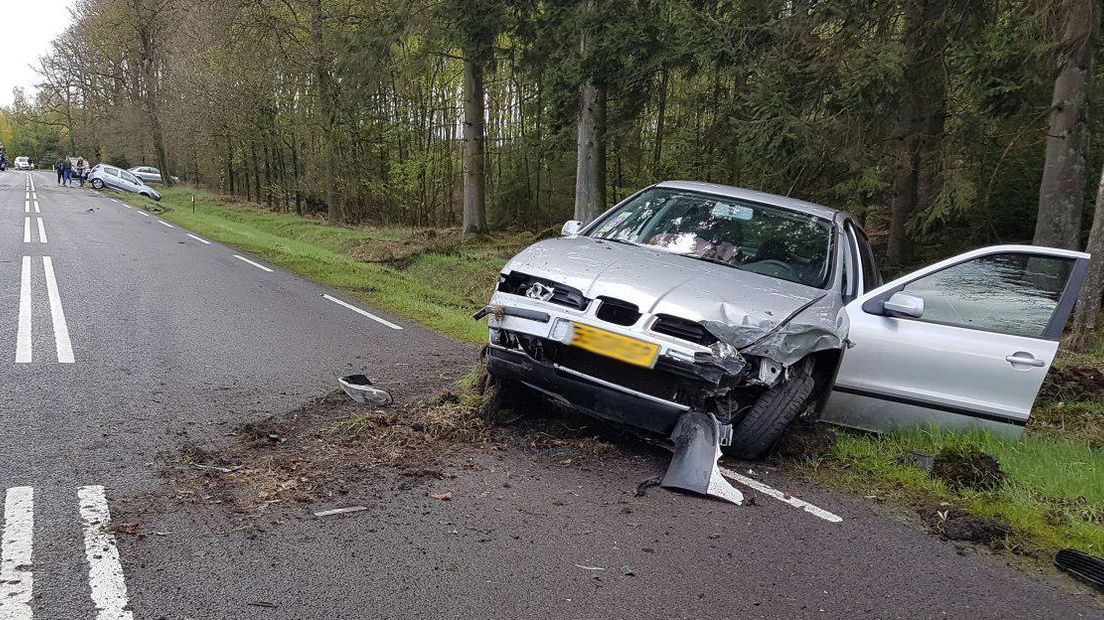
left=727, top=358, right=817, bottom=460
left=91, top=179, right=103, bottom=189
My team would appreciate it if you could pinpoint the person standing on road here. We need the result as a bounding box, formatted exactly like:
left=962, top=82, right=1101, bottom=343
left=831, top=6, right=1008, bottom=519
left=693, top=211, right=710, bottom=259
left=63, top=158, right=73, bottom=186
left=55, top=158, right=64, bottom=185
left=76, top=157, right=87, bottom=187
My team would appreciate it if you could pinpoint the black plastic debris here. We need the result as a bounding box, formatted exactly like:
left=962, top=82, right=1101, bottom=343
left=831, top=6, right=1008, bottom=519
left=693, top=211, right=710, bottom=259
left=1055, top=549, right=1104, bottom=592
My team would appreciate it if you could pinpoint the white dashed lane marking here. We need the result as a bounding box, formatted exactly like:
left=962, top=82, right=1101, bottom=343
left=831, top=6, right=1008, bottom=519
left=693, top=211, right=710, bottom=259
left=78, top=486, right=135, bottom=620
left=187, top=234, right=211, bottom=245
left=719, top=467, right=843, bottom=523
left=322, top=294, right=403, bottom=330
left=0, top=486, right=34, bottom=620
left=233, top=254, right=273, bottom=273
left=158, top=221, right=174, bottom=228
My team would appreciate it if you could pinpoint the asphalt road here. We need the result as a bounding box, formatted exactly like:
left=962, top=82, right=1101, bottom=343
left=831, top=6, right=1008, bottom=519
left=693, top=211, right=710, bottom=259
left=0, top=170, right=1100, bottom=619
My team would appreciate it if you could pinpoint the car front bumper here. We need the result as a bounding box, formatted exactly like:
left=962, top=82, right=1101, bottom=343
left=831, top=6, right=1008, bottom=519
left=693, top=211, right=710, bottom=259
left=486, top=344, right=688, bottom=435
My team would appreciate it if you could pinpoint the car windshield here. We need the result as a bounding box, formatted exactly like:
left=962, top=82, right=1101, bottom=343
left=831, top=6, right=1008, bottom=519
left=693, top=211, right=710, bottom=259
left=588, top=188, right=834, bottom=288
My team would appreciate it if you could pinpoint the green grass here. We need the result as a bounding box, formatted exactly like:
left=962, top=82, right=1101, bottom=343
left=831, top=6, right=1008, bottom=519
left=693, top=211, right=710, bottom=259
left=118, top=187, right=530, bottom=342
left=801, top=344, right=1104, bottom=560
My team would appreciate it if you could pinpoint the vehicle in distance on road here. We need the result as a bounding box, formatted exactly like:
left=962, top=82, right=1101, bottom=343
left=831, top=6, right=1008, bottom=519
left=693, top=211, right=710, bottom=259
left=480, top=181, right=1089, bottom=459
left=128, top=165, right=178, bottom=185
left=14, top=156, right=32, bottom=170
left=88, top=163, right=162, bottom=200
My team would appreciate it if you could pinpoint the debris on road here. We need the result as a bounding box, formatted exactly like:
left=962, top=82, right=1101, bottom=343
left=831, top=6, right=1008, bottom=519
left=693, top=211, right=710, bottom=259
left=573, top=564, right=605, bottom=571
left=339, top=374, right=393, bottom=407
left=313, top=506, right=368, bottom=518
left=247, top=601, right=278, bottom=609
left=918, top=506, right=1012, bottom=544
left=192, top=463, right=243, bottom=474
left=661, top=411, right=743, bottom=505
left=1055, top=549, right=1104, bottom=593
left=429, top=491, right=453, bottom=501
left=619, top=565, right=636, bottom=577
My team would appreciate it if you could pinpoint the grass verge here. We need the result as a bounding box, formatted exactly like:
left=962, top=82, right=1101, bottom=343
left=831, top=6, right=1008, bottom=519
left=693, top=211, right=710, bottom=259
left=799, top=345, right=1104, bottom=562
left=119, top=187, right=532, bottom=342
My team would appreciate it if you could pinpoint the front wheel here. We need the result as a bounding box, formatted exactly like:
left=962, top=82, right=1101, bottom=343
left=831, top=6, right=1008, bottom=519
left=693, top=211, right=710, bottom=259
left=727, top=358, right=817, bottom=460
left=90, top=178, right=103, bottom=189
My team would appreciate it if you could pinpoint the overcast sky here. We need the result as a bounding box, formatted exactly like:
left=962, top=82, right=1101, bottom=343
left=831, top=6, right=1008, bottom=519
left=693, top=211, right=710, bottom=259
left=0, top=0, right=73, bottom=107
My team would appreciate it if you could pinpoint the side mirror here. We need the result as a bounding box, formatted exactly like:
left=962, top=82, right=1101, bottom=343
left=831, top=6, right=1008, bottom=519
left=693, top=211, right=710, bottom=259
left=561, top=220, right=584, bottom=237
left=883, top=291, right=924, bottom=318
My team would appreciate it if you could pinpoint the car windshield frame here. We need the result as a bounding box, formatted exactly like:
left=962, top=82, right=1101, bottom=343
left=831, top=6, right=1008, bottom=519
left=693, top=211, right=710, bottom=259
left=585, top=187, right=837, bottom=290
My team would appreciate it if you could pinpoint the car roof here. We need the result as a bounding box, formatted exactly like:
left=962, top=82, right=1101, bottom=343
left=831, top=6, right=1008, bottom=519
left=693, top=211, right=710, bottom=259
left=654, top=180, right=841, bottom=221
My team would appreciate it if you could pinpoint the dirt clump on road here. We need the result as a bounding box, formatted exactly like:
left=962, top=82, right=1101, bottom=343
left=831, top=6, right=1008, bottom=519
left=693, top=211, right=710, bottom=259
left=931, top=446, right=1005, bottom=493
left=917, top=505, right=1013, bottom=544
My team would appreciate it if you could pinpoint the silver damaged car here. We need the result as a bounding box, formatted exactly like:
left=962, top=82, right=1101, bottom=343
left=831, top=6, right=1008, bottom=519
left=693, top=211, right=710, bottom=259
left=477, top=181, right=1089, bottom=502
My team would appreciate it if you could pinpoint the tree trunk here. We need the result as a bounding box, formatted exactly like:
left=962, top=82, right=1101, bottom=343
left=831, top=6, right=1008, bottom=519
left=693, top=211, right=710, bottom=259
left=1033, top=0, right=1097, bottom=250
left=1071, top=162, right=1104, bottom=348
left=885, top=0, right=948, bottom=269
left=462, top=56, right=488, bottom=234
left=574, top=0, right=606, bottom=223
left=652, top=65, right=668, bottom=178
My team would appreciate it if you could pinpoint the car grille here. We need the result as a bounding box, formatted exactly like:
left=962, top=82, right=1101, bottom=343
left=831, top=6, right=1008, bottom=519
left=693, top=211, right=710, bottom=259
left=595, top=297, right=641, bottom=326
left=555, top=346, right=681, bottom=402
left=651, top=315, right=717, bottom=346
left=498, top=272, right=589, bottom=310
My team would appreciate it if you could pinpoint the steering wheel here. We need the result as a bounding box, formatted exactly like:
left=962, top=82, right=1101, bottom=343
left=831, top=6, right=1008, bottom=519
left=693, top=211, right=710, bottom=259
left=747, top=259, right=799, bottom=278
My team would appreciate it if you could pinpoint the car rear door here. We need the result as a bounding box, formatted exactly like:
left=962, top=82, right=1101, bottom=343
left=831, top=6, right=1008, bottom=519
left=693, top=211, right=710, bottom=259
left=821, top=245, right=1089, bottom=436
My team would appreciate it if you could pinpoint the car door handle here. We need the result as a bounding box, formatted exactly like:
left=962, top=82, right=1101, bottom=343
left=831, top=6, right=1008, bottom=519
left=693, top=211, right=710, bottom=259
left=1005, top=353, right=1046, bottom=368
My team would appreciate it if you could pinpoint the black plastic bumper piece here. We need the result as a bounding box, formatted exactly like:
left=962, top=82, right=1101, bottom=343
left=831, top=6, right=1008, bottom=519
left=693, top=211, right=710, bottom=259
left=485, top=346, right=684, bottom=436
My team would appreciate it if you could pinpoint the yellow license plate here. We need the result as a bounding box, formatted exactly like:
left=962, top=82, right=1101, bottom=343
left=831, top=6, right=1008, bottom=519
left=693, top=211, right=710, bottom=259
left=570, top=322, right=659, bottom=368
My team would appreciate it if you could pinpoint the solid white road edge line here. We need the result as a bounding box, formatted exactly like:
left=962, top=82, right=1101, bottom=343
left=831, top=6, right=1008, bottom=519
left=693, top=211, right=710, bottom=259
left=158, top=221, right=174, bottom=228
left=42, top=257, right=74, bottom=364
left=36, top=218, right=47, bottom=244
left=21, top=218, right=29, bottom=243
left=322, top=294, right=403, bottom=330
left=233, top=254, right=273, bottom=272
left=78, top=486, right=134, bottom=620
left=0, top=486, right=34, bottom=620
left=719, top=466, right=843, bottom=523
left=16, top=257, right=31, bottom=363
left=186, top=234, right=211, bottom=245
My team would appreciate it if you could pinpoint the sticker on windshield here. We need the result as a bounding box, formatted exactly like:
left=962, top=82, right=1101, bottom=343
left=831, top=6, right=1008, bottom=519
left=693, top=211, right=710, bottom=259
left=712, top=202, right=753, bottom=221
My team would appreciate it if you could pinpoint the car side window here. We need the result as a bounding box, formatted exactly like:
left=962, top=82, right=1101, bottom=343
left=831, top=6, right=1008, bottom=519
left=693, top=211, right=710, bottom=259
left=123, top=172, right=139, bottom=184
left=106, top=168, right=119, bottom=177
left=900, top=252, right=1074, bottom=338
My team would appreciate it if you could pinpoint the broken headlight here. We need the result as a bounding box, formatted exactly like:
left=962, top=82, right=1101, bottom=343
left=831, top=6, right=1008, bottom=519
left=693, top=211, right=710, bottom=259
left=497, top=272, right=589, bottom=310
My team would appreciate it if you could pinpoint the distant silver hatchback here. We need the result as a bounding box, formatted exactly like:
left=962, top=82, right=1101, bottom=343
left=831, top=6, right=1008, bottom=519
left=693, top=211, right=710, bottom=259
left=88, top=164, right=161, bottom=201
left=481, top=181, right=1090, bottom=459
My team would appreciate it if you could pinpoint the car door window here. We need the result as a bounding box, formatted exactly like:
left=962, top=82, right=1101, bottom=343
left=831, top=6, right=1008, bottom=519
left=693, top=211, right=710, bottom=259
left=122, top=172, right=140, bottom=185
left=105, top=168, right=119, bottom=178
left=853, top=227, right=881, bottom=292
left=900, top=253, right=1073, bottom=338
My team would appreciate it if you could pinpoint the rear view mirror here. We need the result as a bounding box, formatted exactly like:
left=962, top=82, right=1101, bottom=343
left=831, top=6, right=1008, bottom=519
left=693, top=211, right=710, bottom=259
left=561, top=220, right=583, bottom=237
left=883, top=291, right=925, bottom=318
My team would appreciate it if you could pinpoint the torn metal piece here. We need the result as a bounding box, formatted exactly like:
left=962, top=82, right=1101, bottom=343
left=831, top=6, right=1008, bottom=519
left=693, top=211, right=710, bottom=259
left=661, top=410, right=744, bottom=505
left=339, top=374, right=393, bottom=407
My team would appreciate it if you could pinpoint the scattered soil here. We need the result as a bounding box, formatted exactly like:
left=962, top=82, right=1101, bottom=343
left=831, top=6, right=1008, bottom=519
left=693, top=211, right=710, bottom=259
left=931, top=447, right=1006, bottom=493
left=159, top=368, right=630, bottom=523
left=1040, top=365, right=1104, bottom=402
left=918, top=505, right=1013, bottom=544
left=772, top=421, right=837, bottom=459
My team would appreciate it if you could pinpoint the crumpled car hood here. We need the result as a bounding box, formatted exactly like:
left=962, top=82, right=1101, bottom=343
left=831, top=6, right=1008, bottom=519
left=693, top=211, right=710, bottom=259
left=502, top=236, right=847, bottom=364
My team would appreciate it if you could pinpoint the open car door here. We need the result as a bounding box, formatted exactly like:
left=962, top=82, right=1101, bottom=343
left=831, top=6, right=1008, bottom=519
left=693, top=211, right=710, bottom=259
left=822, top=245, right=1090, bottom=436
